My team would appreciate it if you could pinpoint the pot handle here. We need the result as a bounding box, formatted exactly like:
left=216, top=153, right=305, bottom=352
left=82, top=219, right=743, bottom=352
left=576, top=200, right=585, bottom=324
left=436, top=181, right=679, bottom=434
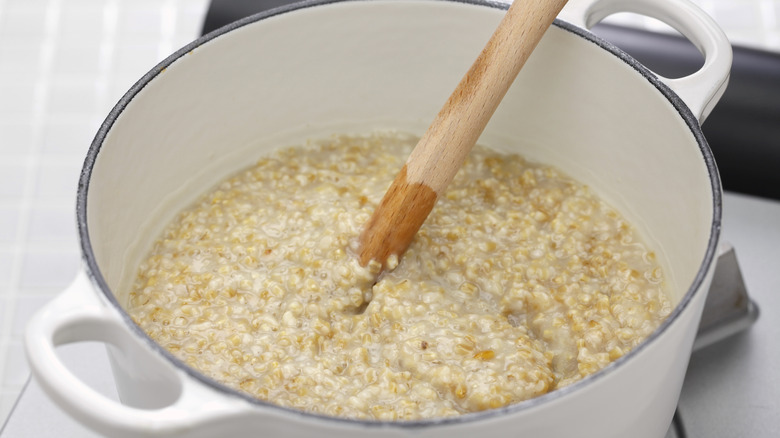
left=558, top=0, right=732, bottom=122
left=24, top=271, right=252, bottom=437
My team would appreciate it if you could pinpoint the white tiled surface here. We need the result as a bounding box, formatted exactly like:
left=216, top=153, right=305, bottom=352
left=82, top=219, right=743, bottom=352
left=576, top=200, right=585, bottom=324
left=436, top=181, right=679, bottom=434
left=0, top=0, right=210, bottom=423
left=0, top=0, right=777, bottom=428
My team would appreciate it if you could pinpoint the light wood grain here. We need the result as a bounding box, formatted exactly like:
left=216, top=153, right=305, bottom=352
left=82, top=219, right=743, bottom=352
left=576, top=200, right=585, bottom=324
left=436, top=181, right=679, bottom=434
left=359, top=0, right=569, bottom=268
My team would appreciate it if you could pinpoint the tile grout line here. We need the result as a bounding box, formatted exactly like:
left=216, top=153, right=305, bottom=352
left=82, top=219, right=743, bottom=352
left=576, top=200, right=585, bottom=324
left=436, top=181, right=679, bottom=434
left=97, top=0, right=119, bottom=113
left=160, top=0, right=179, bottom=63
left=760, top=0, right=779, bottom=44
left=0, top=0, right=7, bottom=406
left=0, top=0, right=62, bottom=396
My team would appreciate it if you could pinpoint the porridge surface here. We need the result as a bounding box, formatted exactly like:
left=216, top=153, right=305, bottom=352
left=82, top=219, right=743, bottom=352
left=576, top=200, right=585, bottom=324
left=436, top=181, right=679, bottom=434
left=126, top=132, right=671, bottom=420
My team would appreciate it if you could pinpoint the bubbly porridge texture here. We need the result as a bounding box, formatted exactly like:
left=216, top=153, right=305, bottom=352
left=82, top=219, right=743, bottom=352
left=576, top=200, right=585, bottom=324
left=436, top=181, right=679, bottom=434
left=127, top=132, right=671, bottom=420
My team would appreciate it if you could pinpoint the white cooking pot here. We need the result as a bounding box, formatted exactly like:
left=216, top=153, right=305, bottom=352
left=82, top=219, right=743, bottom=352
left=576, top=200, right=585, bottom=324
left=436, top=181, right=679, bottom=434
left=25, top=0, right=731, bottom=436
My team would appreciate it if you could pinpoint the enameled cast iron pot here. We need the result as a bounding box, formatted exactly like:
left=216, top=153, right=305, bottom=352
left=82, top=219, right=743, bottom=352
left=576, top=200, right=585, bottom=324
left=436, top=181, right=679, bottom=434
left=25, top=0, right=732, bottom=436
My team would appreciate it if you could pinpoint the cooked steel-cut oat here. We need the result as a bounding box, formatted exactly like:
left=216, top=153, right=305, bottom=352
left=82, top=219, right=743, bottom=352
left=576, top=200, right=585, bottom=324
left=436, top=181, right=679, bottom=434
left=126, top=132, right=671, bottom=420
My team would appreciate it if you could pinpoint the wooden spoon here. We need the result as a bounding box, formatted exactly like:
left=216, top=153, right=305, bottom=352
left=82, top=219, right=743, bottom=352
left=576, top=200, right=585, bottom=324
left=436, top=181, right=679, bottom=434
left=359, top=0, right=569, bottom=268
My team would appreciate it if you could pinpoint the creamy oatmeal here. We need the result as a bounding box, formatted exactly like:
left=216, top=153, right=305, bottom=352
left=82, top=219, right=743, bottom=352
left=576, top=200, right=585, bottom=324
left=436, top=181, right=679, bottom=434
left=126, top=132, right=671, bottom=420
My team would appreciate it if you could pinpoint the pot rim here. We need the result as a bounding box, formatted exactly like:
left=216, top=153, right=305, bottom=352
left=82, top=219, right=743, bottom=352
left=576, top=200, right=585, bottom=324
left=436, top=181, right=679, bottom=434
left=76, top=0, right=723, bottom=428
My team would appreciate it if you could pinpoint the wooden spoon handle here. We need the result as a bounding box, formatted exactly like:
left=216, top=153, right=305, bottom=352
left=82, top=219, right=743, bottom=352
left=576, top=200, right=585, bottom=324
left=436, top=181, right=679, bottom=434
left=359, top=0, right=569, bottom=267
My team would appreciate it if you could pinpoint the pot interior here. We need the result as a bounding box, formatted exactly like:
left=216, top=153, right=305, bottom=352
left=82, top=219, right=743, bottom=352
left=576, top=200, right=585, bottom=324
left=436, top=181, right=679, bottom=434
left=83, top=0, right=716, bottom=373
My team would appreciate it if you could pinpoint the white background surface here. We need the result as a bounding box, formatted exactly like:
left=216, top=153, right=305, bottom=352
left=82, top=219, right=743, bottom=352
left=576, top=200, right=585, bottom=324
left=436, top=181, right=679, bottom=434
left=0, top=0, right=778, bottom=430
left=0, top=0, right=210, bottom=422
